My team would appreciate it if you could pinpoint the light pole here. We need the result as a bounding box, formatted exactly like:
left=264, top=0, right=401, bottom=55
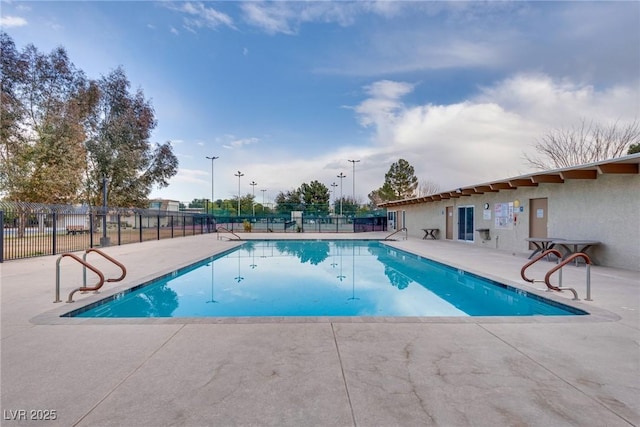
left=330, top=182, right=337, bottom=213
left=205, top=156, right=219, bottom=213
left=261, top=189, right=267, bottom=212
left=234, top=171, right=244, bottom=216
left=250, top=181, right=257, bottom=217
left=337, top=172, right=346, bottom=216
left=100, top=176, right=110, bottom=247
left=348, top=159, right=360, bottom=206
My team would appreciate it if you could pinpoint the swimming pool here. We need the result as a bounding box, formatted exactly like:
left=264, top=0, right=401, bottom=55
left=67, top=240, right=586, bottom=318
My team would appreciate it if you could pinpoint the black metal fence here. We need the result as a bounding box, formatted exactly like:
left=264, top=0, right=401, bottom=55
left=0, top=202, right=387, bottom=262
left=0, top=201, right=213, bottom=262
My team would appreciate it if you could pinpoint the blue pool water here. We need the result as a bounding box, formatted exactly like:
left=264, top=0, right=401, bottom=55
left=68, top=240, right=585, bottom=318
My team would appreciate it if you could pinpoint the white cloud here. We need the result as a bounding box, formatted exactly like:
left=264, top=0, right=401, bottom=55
left=1, top=15, right=27, bottom=27
left=158, top=72, right=637, bottom=203
left=169, top=168, right=209, bottom=186
left=240, top=2, right=295, bottom=35
left=347, top=74, right=639, bottom=192
left=166, top=1, right=235, bottom=32
left=220, top=135, right=260, bottom=150
left=240, top=1, right=371, bottom=35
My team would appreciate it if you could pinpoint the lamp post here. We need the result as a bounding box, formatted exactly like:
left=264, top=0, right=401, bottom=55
left=261, top=189, right=267, bottom=212
left=330, top=182, right=337, bottom=213
left=205, top=156, right=219, bottom=213
left=337, top=172, right=346, bottom=216
left=206, top=156, right=218, bottom=232
left=234, top=171, right=244, bottom=216
left=348, top=159, right=360, bottom=207
left=250, top=181, right=257, bottom=217
left=100, top=176, right=110, bottom=247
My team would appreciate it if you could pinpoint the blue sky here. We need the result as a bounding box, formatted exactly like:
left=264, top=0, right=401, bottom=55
left=2, top=1, right=639, bottom=206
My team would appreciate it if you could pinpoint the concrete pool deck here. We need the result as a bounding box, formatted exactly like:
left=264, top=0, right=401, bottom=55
left=1, top=232, right=638, bottom=426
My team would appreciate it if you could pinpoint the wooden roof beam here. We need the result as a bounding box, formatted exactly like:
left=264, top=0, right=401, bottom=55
left=531, top=174, right=564, bottom=184
left=474, top=185, right=498, bottom=193
left=561, top=169, right=597, bottom=180
left=597, top=163, right=639, bottom=174
left=490, top=182, right=515, bottom=190
left=509, top=178, right=538, bottom=187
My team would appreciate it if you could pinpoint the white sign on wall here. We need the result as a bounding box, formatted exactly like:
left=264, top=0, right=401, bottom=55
left=495, top=202, right=514, bottom=229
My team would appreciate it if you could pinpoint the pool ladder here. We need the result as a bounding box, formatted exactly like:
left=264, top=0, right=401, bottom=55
left=385, top=227, right=408, bottom=240
left=55, top=248, right=127, bottom=303
left=216, top=226, right=241, bottom=240
left=520, top=249, right=592, bottom=301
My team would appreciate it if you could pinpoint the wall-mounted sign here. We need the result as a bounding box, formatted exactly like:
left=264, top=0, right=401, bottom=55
left=495, top=202, right=514, bottom=229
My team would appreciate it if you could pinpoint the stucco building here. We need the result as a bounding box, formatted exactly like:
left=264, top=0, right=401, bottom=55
left=380, top=154, right=640, bottom=271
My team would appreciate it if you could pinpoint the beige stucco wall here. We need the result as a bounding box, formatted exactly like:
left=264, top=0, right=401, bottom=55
left=389, top=173, right=640, bottom=271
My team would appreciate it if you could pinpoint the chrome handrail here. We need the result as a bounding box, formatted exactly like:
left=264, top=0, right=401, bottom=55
left=216, top=226, right=241, bottom=240
left=384, top=227, right=407, bottom=240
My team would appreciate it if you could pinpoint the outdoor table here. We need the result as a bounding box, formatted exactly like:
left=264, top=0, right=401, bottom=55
left=525, top=237, right=564, bottom=259
left=552, top=239, right=601, bottom=265
left=422, top=228, right=439, bottom=240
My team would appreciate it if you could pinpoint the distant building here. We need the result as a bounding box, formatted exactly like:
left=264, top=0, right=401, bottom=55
left=149, top=199, right=180, bottom=213
left=147, top=199, right=181, bottom=227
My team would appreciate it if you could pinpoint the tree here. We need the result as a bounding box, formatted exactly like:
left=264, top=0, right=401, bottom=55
left=525, top=118, right=640, bottom=170
left=232, top=194, right=255, bottom=215
left=628, top=143, right=640, bottom=155
left=418, top=179, right=440, bottom=196
left=85, top=67, right=177, bottom=208
left=274, top=189, right=303, bottom=213
left=188, top=198, right=207, bottom=209
left=300, top=180, right=330, bottom=214
left=0, top=33, right=97, bottom=204
left=368, top=159, right=418, bottom=205
left=0, top=32, right=25, bottom=199
left=334, top=196, right=359, bottom=216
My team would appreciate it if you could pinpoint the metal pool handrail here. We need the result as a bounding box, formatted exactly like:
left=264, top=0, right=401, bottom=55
left=545, top=253, right=592, bottom=301
left=55, top=253, right=105, bottom=303
left=82, top=248, right=127, bottom=286
left=520, top=249, right=563, bottom=283
left=216, top=226, right=241, bottom=240
left=520, top=249, right=588, bottom=301
left=385, top=227, right=407, bottom=240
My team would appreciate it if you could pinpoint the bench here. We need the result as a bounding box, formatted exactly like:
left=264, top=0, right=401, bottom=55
left=66, top=225, right=89, bottom=235
left=552, top=239, right=601, bottom=265
left=422, top=228, right=440, bottom=240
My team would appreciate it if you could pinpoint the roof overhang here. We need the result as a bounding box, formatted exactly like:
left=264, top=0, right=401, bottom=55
left=378, top=153, right=640, bottom=208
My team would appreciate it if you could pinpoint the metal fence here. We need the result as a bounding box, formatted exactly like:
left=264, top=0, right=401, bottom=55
left=0, top=201, right=212, bottom=262
left=0, top=202, right=387, bottom=262
left=214, top=213, right=387, bottom=233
